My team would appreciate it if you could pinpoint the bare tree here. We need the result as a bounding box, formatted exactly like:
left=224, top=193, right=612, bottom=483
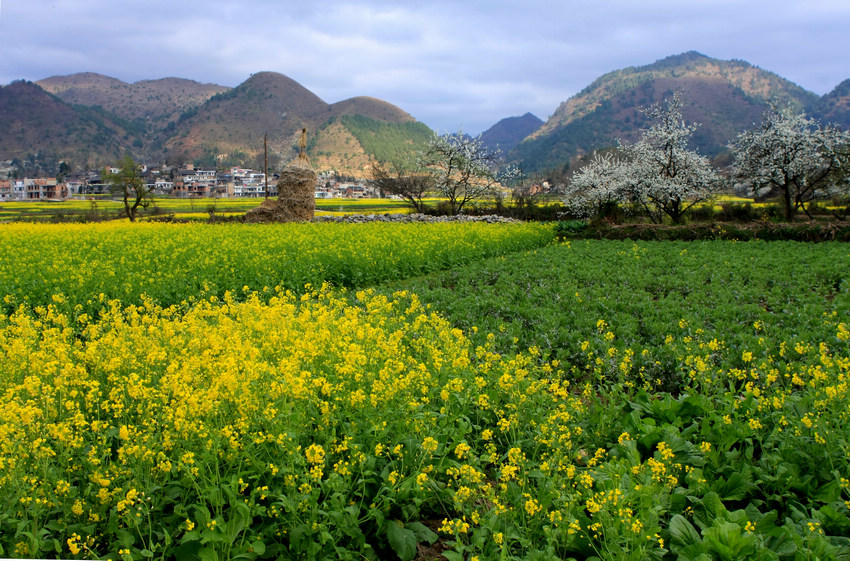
left=367, top=160, right=433, bottom=213
left=103, top=155, right=152, bottom=222
left=498, top=164, right=546, bottom=216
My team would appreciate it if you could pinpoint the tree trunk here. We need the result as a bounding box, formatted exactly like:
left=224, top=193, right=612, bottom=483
left=783, top=187, right=795, bottom=222
left=123, top=192, right=136, bottom=222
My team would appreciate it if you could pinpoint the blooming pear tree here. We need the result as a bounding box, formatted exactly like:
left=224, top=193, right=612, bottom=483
left=730, top=103, right=850, bottom=221
left=561, top=151, right=628, bottom=218
left=417, top=131, right=499, bottom=215
left=621, top=93, right=723, bottom=223
left=562, top=93, right=723, bottom=223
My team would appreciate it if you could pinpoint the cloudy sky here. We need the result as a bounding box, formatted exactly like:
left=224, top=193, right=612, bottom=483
left=2, top=0, right=849, bottom=134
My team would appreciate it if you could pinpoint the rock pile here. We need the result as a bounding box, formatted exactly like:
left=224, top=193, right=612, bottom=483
left=312, top=213, right=520, bottom=224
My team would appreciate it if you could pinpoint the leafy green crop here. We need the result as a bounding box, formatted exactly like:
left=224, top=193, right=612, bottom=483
left=0, top=221, right=554, bottom=317
left=2, top=228, right=849, bottom=560
left=386, top=239, right=850, bottom=385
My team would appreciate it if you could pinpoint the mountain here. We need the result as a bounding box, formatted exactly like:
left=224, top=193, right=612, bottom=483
left=163, top=72, right=430, bottom=175
left=4, top=71, right=430, bottom=175
left=512, top=51, right=827, bottom=173
left=330, top=96, right=416, bottom=123
left=480, top=113, right=543, bottom=154
left=37, top=73, right=229, bottom=127
left=161, top=71, right=330, bottom=166
left=813, top=79, right=850, bottom=130
left=0, top=80, right=139, bottom=174
left=8, top=57, right=849, bottom=178
left=321, top=96, right=429, bottom=175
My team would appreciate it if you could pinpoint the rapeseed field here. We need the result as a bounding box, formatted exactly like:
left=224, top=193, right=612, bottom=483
left=0, top=224, right=848, bottom=560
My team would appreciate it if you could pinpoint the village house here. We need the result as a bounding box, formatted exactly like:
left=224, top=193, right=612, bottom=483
left=1, top=162, right=374, bottom=202
left=173, top=166, right=217, bottom=197
left=148, top=178, right=175, bottom=196
left=227, top=167, right=278, bottom=197
left=1, top=178, right=68, bottom=200
left=0, top=180, right=15, bottom=201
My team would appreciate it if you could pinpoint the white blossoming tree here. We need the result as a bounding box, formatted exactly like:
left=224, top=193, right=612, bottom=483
left=563, top=93, right=723, bottom=224
left=562, top=151, right=628, bottom=219
left=497, top=164, right=546, bottom=211
left=730, top=103, right=850, bottom=222
left=417, top=131, right=499, bottom=215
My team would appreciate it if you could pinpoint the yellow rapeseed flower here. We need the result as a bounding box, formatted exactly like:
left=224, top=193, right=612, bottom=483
left=421, top=437, right=438, bottom=454
left=305, top=444, right=325, bottom=465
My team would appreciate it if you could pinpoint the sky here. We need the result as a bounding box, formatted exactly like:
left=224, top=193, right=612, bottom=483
left=1, top=0, right=849, bottom=134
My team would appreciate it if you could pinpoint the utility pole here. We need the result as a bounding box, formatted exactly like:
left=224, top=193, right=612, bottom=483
left=264, top=133, right=269, bottom=199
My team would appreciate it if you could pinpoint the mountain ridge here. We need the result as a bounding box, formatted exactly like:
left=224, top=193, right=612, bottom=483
left=4, top=54, right=850, bottom=178
left=10, top=71, right=433, bottom=175
left=479, top=113, right=543, bottom=155
left=0, top=80, right=138, bottom=174
left=511, top=51, right=846, bottom=173
left=38, top=72, right=230, bottom=126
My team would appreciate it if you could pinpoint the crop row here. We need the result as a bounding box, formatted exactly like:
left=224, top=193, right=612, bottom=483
left=386, top=239, right=850, bottom=385
left=1, top=226, right=849, bottom=560
left=0, top=198, right=416, bottom=222
left=1, top=282, right=848, bottom=560
left=0, top=221, right=554, bottom=316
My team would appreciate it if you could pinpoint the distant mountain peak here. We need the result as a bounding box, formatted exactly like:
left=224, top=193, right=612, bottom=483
left=513, top=52, right=834, bottom=174
left=480, top=113, right=543, bottom=154
left=814, top=79, right=850, bottom=129
left=37, top=72, right=230, bottom=134
left=645, top=51, right=712, bottom=68
left=331, top=96, right=416, bottom=123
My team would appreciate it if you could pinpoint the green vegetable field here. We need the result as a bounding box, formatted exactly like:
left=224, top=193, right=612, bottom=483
left=0, top=222, right=848, bottom=560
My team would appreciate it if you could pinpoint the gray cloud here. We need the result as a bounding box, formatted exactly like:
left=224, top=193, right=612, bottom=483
left=1, top=0, right=848, bottom=133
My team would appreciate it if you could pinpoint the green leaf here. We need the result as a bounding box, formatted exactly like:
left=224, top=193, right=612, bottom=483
left=250, top=541, right=266, bottom=556
left=814, top=480, right=841, bottom=503
left=116, top=529, right=136, bottom=547
left=703, top=521, right=757, bottom=561
left=198, top=546, right=219, bottom=561
left=386, top=520, right=417, bottom=561
left=717, top=469, right=756, bottom=501
left=405, top=521, right=438, bottom=545
left=224, top=501, right=251, bottom=542
left=669, top=514, right=701, bottom=549
left=703, top=492, right=726, bottom=519
left=441, top=551, right=464, bottom=561
left=289, top=524, right=309, bottom=553
left=171, top=541, right=203, bottom=560
left=180, top=530, right=201, bottom=544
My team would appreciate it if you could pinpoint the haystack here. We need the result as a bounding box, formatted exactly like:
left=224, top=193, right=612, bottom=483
left=245, top=132, right=316, bottom=223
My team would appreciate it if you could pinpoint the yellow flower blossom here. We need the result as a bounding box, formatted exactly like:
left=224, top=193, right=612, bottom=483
left=454, top=442, right=471, bottom=459
left=421, top=437, right=438, bottom=453
left=305, top=444, right=325, bottom=465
